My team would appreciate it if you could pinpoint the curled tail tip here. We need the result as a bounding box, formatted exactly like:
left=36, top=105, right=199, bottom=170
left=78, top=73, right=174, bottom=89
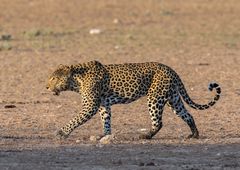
left=208, top=82, right=221, bottom=93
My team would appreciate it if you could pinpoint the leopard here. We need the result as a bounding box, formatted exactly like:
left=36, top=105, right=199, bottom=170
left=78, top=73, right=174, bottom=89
left=46, top=60, right=221, bottom=140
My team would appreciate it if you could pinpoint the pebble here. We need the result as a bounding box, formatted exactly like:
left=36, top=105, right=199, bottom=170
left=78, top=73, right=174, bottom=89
left=90, top=135, right=102, bottom=142
left=114, top=45, right=120, bottom=50
left=89, top=29, right=101, bottom=35
left=113, top=18, right=119, bottom=24
left=140, top=128, right=147, bottom=132
left=90, top=135, right=98, bottom=142
left=99, top=135, right=115, bottom=144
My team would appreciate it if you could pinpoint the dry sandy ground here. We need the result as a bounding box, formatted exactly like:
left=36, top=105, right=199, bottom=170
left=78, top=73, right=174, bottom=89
left=0, top=0, right=240, bottom=169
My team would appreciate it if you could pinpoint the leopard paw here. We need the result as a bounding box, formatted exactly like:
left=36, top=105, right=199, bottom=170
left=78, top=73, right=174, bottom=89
left=187, top=132, right=199, bottom=139
left=139, top=133, right=152, bottom=140
left=55, top=129, right=69, bottom=139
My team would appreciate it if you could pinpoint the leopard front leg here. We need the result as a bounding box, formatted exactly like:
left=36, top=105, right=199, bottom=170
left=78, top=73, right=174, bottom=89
left=140, top=78, right=168, bottom=140
left=98, top=106, right=112, bottom=136
left=139, top=95, right=166, bottom=139
left=56, top=97, right=100, bottom=139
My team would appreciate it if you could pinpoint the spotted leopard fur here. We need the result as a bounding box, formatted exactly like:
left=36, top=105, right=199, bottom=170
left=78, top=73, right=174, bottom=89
left=46, top=61, right=221, bottom=139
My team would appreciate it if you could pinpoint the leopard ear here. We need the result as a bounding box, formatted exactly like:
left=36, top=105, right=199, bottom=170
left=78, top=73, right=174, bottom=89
left=58, top=64, right=71, bottom=70
left=70, top=65, right=75, bottom=71
left=58, top=64, right=65, bottom=69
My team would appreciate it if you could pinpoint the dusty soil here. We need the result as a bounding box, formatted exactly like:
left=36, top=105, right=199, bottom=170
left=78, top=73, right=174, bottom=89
left=0, top=0, right=240, bottom=169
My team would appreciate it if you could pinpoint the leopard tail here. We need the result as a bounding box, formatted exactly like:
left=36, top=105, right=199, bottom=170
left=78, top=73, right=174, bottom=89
left=178, top=78, right=221, bottom=110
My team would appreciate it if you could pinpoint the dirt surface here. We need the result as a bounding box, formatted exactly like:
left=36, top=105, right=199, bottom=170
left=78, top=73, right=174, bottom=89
left=0, top=0, right=240, bottom=169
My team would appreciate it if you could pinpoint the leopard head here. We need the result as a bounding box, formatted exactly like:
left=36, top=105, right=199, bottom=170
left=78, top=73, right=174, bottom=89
left=46, top=64, right=72, bottom=95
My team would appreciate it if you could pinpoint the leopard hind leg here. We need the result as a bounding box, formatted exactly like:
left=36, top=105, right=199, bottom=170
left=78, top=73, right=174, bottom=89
left=168, top=94, right=199, bottom=139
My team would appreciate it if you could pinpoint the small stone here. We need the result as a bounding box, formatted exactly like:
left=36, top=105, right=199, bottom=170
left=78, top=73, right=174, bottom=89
left=90, top=135, right=98, bottom=142
left=76, top=139, right=81, bottom=143
left=89, top=28, right=101, bottom=35
left=99, top=135, right=115, bottom=144
left=113, top=18, right=119, bottom=24
left=114, top=45, right=120, bottom=50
